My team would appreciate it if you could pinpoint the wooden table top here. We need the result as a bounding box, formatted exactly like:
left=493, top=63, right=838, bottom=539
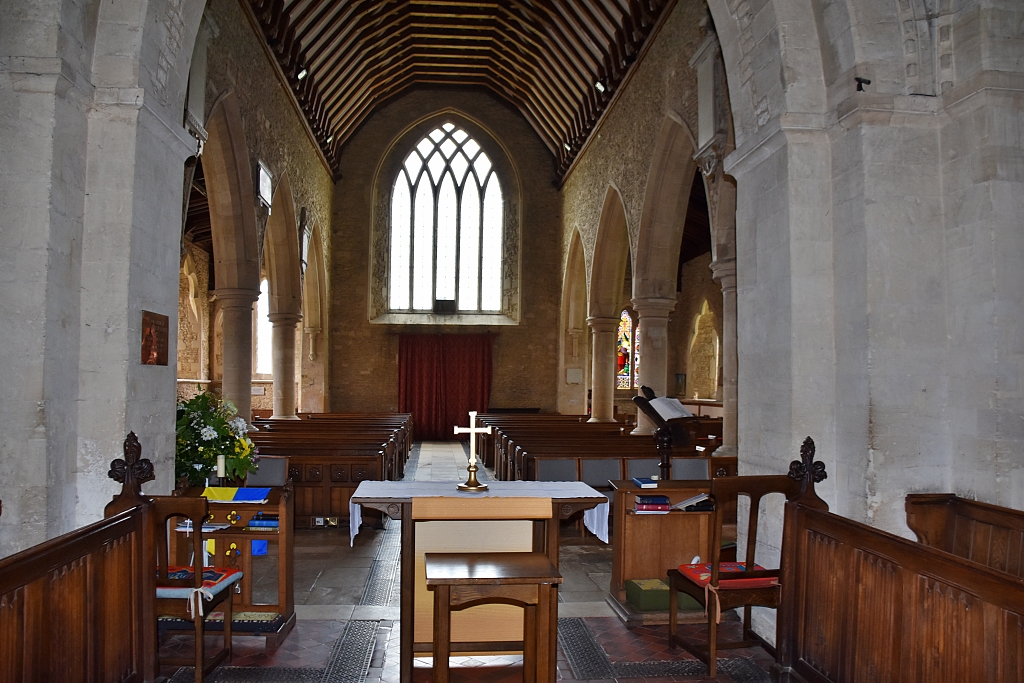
left=424, top=552, right=563, bottom=585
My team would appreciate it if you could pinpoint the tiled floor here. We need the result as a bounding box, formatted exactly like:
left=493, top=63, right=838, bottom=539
left=160, top=442, right=773, bottom=682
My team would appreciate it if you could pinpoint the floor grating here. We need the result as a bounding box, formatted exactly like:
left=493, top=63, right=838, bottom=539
left=321, top=620, right=379, bottom=683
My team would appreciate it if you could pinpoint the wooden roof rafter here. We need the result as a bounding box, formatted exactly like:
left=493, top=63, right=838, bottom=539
left=245, top=0, right=677, bottom=181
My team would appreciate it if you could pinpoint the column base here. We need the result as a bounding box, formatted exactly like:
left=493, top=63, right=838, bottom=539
left=269, top=414, right=301, bottom=420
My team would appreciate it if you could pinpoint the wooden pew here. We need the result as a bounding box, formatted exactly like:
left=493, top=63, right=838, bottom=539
left=249, top=413, right=412, bottom=528
left=906, top=493, right=1024, bottom=578
left=0, top=504, right=157, bottom=681
left=776, top=491, right=1024, bottom=682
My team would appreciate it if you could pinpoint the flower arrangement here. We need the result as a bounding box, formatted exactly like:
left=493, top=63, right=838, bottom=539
left=175, top=391, right=259, bottom=487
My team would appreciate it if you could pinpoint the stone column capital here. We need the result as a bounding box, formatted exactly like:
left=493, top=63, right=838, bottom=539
left=268, top=312, right=302, bottom=326
left=212, top=288, right=259, bottom=307
left=710, top=258, right=737, bottom=289
left=630, top=297, right=677, bottom=319
left=586, top=316, right=619, bottom=333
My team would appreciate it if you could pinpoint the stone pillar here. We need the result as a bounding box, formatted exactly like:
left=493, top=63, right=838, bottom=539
left=587, top=316, right=619, bottom=422
left=711, top=258, right=737, bottom=458
left=214, top=288, right=259, bottom=423
left=630, top=297, right=677, bottom=434
left=269, top=312, right=301, bottom=419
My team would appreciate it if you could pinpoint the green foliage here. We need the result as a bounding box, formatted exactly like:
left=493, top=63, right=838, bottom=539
left=175, top=390, right=259, bottom=487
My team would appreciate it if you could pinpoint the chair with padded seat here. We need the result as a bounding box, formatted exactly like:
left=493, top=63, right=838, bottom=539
left=667, top=474, right=802, bottom=677
left=153, top=496, right=242, bottom=683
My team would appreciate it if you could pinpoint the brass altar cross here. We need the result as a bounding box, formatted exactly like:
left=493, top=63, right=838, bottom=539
left=454, top=410, right=491, bottom=491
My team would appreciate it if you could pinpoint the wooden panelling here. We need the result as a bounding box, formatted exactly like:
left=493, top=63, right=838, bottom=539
left=777, top=502, right=1024, bottom=683
left=0, top=506, right=154, bottom=683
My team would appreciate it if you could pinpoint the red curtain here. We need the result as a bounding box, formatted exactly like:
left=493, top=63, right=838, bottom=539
left=398, top=334, right=493, bottom=441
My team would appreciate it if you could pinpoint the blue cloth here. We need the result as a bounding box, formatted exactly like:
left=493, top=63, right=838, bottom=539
left=251, top=539, right=268, bottom=556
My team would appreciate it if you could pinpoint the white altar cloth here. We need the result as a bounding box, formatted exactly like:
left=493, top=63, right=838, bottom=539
left=349, top=480, right=609, bottom=545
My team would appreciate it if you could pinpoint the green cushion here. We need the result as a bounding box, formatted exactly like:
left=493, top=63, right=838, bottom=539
left=624, top=579, right=702, bottom=612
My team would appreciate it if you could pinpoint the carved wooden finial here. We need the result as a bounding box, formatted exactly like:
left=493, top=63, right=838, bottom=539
left=105, top=432, right=156, bottom=517
left=787, top=436, right=828, bottom=510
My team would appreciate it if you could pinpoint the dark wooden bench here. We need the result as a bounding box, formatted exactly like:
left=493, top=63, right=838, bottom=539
left=250, top=413, right=412, bottom=528
left=906, top=492, right=1024, bottom=577
left=0, top=504, right=157, bottom=681
left=776, top=485, right=1024, bottom=681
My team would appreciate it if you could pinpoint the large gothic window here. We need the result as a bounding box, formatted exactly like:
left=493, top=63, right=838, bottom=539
left=389, top=123, right=503, bottom=313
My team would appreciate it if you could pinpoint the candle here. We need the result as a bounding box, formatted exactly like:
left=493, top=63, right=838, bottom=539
left=216, top=454, right=226, bottom=478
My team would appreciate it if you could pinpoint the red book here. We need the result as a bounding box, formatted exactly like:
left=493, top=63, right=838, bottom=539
left=635, top=503, right=671, bottom=511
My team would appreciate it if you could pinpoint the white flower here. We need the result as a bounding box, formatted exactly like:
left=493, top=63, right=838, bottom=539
left=229, top=417, right=249, bottom=437
left=200, top=425, right=218, bottom=441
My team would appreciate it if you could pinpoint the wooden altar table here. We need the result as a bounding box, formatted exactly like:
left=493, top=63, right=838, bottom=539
left=350, top=480, right=607, bottom=682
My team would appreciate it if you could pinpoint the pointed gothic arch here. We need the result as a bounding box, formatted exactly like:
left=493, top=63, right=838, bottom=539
left=558, top=229, right=590, bottom=414
left=589, top=186, right=631, bottom=320
left=633, top=116, right=700, bottom=301
left=300, top=221, right=328, bottom=412
left=203, top=92, right=261, bottom=420
left=587, top=186, right=631, bottom=422
left=263, top=174, right=303, bottom=318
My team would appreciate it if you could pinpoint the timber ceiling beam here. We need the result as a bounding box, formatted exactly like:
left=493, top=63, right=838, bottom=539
left=246, top=0, right=676, bottom=181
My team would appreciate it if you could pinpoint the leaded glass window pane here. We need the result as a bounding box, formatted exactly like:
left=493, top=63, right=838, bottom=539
left=412, top=180, right=433, bottom=310
left=481, top=176, right=503, bottom=310
left=435, top=173, right=458, bottom=301
left=389, top=172, right=411, bottom=310
left=616, top=310, right=632, bottom=389
left=459, top=181, right=480, bottom=310
left=388, top=123, right=505, bottom=314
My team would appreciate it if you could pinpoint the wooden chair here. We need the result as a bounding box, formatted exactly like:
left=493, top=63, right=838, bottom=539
left=667, top=437, right=829, bottom=677
left=153, top=496, right=243, bottom=682
left=425, top=552, right=562, bottom=683
left=412, top=496, right=559, bottom=683
left=667, top=474, right=801, bottom=677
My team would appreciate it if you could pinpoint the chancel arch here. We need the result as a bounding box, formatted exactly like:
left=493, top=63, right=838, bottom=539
left=558, top=229, right=590, bottom=415
left=203, top=92, right=262, bottom=422
left=587, top=186, right=631, bottom=423
left=262, top=174, right=303, bottom=419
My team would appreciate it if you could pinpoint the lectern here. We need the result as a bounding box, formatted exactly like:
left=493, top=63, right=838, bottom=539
left=632, top=386, right=698, bottom=480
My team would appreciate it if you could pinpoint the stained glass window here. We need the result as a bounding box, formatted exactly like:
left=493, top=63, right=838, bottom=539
left=389, top=123, right=503, bottom=312
left=616, top=310, right=632, bottom=389
left=633, top=319, right=641, bottom=389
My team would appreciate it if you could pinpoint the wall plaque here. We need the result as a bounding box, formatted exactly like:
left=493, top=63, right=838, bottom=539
left=141, top=311, right=169, bottom=366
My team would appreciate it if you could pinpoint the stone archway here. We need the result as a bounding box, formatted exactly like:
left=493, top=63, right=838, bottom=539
left=558, top=229, right=590, bottom=415
left=630, top=116, right=700, bottom=432
left=300, top=221, right=328, bottom=413
left=203, top=92, right=262, bottom=422
left=263, top=174, right=303, bottom=419
left=587, top=186, right=631, bottom=422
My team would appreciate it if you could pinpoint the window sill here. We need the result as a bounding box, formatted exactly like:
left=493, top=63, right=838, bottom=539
left=370, top=312, right=518, bottom=326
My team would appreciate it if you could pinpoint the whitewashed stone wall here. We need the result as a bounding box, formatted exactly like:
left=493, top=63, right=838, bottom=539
left=0, top=0, right=205, bottom=556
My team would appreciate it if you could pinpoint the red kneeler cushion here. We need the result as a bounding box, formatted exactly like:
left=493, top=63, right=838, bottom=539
left=678, top=562, right=778, bottom=589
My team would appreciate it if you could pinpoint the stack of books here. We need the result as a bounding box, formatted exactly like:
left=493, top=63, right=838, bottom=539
left=632, top=492, right=715, bottom=515
left=245, top=512, right=280, bottom=532
left=634, top=494, right=671, bottom=514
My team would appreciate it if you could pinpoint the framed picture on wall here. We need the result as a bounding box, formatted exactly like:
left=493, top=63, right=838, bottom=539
left=141, top=311, right=169, bottom=366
